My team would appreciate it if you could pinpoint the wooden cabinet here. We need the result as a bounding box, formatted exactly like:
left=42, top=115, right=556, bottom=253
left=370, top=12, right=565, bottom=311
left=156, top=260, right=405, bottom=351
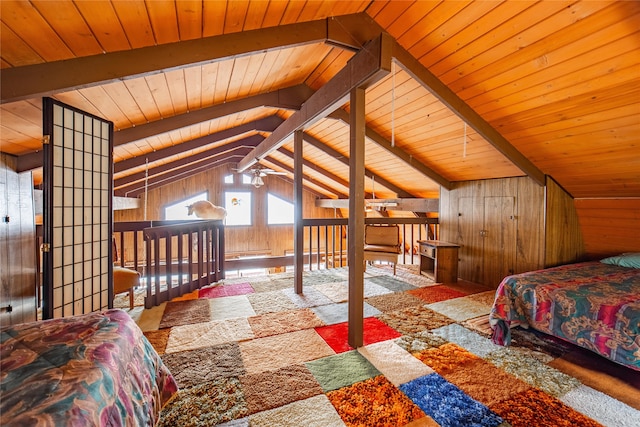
left=456, top=195, right=517, bottom=287
left=439, top=176, right=584, bottom=288
left=417, top=240, right=460, bottom=284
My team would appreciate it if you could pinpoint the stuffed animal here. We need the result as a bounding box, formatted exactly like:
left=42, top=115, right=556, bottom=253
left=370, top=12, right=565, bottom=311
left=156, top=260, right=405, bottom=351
left=187, top=200, right=227, bottom=220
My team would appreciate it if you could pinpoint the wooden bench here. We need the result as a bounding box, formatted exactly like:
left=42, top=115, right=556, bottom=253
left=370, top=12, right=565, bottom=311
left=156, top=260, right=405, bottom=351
left=364, top=225, right=402, bottom=275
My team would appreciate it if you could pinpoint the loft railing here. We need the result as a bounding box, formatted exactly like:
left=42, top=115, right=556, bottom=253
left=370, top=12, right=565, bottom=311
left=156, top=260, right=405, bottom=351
left=113, top=220, right=224, bottom=308
left=224, top=217, right=439, bottom=272
left=113, top=217, right=437, bottom=308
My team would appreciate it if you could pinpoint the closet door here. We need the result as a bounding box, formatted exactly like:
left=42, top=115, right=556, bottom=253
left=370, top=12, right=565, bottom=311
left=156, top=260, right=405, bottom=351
left=456, top=196, right=483, bottom=284
left=482, top=196, right=516, bottom=287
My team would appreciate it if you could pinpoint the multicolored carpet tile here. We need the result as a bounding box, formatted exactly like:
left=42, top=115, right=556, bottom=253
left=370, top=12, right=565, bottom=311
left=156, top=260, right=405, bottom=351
left=127, top=265, right=640, bottom=427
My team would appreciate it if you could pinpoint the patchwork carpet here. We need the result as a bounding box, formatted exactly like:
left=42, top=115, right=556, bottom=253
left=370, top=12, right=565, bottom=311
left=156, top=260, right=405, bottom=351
left=126, top=265, right=640, bottom=427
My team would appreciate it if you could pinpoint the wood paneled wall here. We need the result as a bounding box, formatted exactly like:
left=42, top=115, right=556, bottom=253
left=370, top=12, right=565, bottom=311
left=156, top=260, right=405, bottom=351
left=439, top=176, right=585, bottom=287
left=545, top=177, right=585, bottom=266
left=0, top=153, right=37, bottom=326
left=114, top=164, right=337, bottom=262
left=574, top=198, right=640, bottom=259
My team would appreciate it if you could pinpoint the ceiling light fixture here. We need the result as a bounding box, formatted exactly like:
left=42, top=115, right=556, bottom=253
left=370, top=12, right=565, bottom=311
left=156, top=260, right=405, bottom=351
left=251, top=174, right=264, bottom=188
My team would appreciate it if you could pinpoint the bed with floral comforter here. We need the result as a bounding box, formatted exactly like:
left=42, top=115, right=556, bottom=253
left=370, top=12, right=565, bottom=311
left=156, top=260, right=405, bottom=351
left=0, top=309, right=178, bottom=426
left=489, top=261, right=640, bottom=371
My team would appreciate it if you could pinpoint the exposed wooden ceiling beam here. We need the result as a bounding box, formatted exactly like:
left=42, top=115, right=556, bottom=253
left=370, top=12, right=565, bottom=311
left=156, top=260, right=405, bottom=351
left=114, top=118, right=278, bottom=173
left=117, top=154, right=245, bottom=198
left=315, top=198, right=439, bottom=213
left=276, top=147, right=372, bottom=199
left=114, top=138, right=261, bottom=188
left=328, top=109, right=451, bottom=189
left=1, top=17, right=370, bottom=103
left=268, top=147, right=358, bottom=197
left=17, top=103, right=287, bottom=174
left=114, top=148, right=253, bottom=195
left=391, top=41, right=546, bottom=186
left=236, top=33, right=393, bottom=172
left=303, top=132, right=414, bottom=198
left=263, top=156, right=348, bottom=199
left=114, top=88, right=304, bottom=145
left=325, top=13, right=387, bottom=51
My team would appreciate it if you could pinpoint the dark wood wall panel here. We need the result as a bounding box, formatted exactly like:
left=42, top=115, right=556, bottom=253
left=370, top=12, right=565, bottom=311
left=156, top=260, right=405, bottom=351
left=0, top=153, right=36, bottom=326
left=575, top=198, right=640, bottom=259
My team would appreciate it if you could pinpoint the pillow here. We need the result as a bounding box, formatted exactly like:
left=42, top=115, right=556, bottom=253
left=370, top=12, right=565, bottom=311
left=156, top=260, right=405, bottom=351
left=600, top=252, right=640, bottom=268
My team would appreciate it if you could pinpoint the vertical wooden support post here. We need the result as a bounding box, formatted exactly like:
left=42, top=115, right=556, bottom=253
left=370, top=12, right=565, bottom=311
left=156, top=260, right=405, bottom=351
left=348, top=87, right=366, bottom=348
left=294, top=130, right=304, bottom=294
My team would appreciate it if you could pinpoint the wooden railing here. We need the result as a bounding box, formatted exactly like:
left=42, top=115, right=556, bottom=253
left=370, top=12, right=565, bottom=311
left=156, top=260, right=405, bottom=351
left=114, top=220, right=224, bottom=308
left=113, top=217, right=436, bottom=308
left=224, top=217, right=438, bottom=271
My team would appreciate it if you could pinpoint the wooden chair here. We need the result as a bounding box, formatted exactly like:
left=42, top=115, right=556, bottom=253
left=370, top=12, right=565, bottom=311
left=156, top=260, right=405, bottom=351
left=113, top=266, right=140, bottom=310
left=364, top=225, right=402, bottom=275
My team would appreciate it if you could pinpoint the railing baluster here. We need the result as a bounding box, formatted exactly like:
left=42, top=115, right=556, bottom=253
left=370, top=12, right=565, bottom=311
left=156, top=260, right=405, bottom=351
left=188, top=231, right=195, bottom=292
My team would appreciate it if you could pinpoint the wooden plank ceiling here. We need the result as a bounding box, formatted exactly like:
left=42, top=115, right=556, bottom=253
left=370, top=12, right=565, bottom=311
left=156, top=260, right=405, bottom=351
left=1, top=0, right=638, bottom=203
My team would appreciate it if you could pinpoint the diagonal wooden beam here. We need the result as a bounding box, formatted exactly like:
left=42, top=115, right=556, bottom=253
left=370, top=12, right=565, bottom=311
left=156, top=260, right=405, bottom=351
left=263, top=156, right=348, bottom=199
left=390, top=42, right=546, bottom=186
left=276, top=147, right=372, bottom=198
left=114, top=118, right=279, bottom=173
left=113, top=87, right=305, bottom=145
left=328, top=109, right=451, bottom=189
left=1, top=17, right=371, bottom=103
left=236, top=33, right=393, bottom=172
left=114, top=148, right=253, bottom=195
left=114, top=137, right=261, bottom=188
left=116, top=153, right=246, bottom=198
left=17, top=118, right=271, bottom=174
left=303, top=133, right=414, bottom=198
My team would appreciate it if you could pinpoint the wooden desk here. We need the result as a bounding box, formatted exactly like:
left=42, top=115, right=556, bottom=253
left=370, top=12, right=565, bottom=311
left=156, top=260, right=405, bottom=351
left=417, top=240, right=460, bottom=284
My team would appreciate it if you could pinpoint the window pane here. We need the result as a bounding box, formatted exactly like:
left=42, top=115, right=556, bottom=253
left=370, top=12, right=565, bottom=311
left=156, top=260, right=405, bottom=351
left=267, top=193, right=294, bottom=225
left=165, top=192, right=208, bottom=220
left=225, top=191, right=252, bottom=226
left=224, top=174, right=234, bottom=184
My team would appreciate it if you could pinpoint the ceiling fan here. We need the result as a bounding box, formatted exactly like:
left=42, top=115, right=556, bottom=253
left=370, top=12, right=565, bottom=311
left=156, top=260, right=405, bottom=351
left=242, top=165, right=286, bottom=188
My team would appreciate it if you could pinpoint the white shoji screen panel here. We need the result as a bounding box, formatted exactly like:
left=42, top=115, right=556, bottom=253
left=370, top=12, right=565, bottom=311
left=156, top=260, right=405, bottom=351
left=42, top=98, right=113, bottom=319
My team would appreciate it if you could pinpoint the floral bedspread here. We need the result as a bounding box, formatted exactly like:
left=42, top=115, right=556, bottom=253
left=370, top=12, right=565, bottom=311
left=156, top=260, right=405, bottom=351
left=0, top=309, right=178, bottom=426
left=489, top=261, right=640, bottom=371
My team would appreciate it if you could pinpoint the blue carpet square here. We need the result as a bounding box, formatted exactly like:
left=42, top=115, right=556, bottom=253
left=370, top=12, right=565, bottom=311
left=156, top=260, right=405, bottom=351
left=399, top=374, right=503, bottom=427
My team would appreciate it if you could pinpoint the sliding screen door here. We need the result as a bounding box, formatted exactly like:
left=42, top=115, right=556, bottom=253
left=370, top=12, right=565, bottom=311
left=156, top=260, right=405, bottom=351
left=42, top=98, right=113, bottom=319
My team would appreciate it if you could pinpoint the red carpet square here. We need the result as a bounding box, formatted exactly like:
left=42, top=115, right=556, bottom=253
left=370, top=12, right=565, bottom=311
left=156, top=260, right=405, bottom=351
left=315, top=317, right=402, bottom=353
left=407, top=285, right=468, bottom=303
left=199, top=282, right=254, bottom=298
